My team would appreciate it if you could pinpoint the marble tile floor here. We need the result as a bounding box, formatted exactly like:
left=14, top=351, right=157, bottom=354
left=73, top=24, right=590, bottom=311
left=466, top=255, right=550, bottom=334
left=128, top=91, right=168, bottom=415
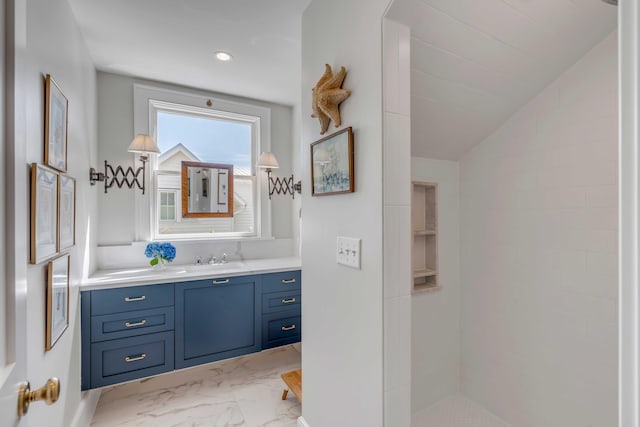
left=91, top=344, right=302, bottom=427
left=412, top=394, right=512, bottom=427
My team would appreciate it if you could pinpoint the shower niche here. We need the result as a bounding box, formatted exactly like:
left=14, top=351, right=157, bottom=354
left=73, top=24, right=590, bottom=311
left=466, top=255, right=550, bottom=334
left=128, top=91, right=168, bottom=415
left=412, top=181, right=438, bottom=292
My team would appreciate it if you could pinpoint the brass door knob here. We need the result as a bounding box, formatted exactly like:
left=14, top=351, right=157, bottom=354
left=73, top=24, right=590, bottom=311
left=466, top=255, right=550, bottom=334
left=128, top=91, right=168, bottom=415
left=17, top=377, right=60, bottom=417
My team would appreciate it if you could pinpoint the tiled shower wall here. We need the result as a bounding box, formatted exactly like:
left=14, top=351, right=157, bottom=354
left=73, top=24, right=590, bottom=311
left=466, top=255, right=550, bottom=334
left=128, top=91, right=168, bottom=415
left=460, top=32, right=618, bottom=426
left=382, top=18, right=412, bottom=426
left=411, top=158, right=461, bottom=413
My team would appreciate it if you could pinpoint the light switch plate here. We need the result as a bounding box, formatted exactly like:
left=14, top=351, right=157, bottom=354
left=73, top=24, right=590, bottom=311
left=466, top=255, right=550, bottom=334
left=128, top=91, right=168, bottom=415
left=336, top=236, right=361, bottom=269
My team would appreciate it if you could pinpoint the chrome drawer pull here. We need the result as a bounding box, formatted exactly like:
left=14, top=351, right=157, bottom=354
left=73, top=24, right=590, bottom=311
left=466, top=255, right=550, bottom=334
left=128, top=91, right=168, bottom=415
left=212, top=279, right=230, bottom=285
left=124, top=296, right=146, bottom=302
left=281, top=325, right=296, bottom=331
left=124, top=353, right=147, bottom=363
left=281, top=278, right=296, bottom=284
left=125, top=320, right=147, bottom=328
left=281, top=298, right=297, bottom=304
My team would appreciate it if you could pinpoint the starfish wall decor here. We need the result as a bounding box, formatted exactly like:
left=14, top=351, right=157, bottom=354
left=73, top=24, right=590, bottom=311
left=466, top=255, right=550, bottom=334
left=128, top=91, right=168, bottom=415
left=311, top=64, right=351, bottom=134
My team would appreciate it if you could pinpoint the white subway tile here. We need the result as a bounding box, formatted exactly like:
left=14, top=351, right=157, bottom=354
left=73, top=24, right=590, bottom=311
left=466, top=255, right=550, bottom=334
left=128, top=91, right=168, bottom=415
left=384, top=296, right=411, bottom=392
left=586, top=185, right=617, bottom=208
left=383, top=205, right=411, bottom=298
left=383, top=112, right=411, bottom=206
left=384, top=387, right=411, bottom=427
left=584, top=228, right=617, bottom=253
left=383, top=20, right=410, bottom=116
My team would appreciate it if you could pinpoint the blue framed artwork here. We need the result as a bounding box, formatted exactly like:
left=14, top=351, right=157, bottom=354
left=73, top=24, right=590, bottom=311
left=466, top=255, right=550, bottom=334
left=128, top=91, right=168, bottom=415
left=310, top=127, right=354, bottom=196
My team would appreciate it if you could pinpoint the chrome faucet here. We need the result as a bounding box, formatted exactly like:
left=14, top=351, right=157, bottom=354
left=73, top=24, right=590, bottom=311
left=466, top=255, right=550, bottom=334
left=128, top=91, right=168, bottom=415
left=208, top=255, right=217, bottom=265
left=220, top=253, right=228, bottom=264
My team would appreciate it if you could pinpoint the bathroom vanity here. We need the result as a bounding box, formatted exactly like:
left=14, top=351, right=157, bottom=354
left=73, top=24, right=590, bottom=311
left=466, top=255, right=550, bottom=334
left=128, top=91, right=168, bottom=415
left=80, top=258, right=301, bottom=390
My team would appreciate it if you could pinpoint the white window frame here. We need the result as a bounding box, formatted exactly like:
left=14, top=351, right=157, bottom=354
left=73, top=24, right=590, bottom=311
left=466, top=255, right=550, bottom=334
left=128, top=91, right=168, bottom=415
left=158, top=189, right=178, bottom=222
left=133, top=84, right=272, bottom=242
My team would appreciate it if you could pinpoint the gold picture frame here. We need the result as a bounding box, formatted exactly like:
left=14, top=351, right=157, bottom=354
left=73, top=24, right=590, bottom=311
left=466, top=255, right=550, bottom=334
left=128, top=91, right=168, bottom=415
left=58, top=174, right=76, bottom=251
left=45, top=74, right=68, bottom=172
left=46, top=253, right=69, bottom=351
left=30, top=163, right=59, bottom=264
left=310, top=127, right=354, bottom=196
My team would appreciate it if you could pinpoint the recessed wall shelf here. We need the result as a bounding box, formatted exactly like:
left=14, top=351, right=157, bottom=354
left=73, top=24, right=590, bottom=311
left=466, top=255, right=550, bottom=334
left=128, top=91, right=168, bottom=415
left=412, top=181, right=439, bottom=292
left=413, top=229, right=436, bottom=236
left=413, top=268, right=436, bottom=278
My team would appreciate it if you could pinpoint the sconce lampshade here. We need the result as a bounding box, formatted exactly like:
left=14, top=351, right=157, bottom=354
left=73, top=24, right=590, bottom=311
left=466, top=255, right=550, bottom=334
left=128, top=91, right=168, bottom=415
left=127, top=134, right=160, bottom=155
left=257, top=152, right=280, bottom=170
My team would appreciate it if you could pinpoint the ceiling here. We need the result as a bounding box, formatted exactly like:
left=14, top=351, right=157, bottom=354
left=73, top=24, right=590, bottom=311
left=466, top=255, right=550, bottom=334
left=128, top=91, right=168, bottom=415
left=67, top=0, right=311, bottom=106
left=68, top=0, right=617, bottom=157
left=386, top=0, right=617, bottom=160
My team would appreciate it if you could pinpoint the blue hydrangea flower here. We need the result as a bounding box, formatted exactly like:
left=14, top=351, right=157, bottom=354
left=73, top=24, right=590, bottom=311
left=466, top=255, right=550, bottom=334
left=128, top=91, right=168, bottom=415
left=144, top=242, right=161, bottom=258
left=160, top=242, right=176, bottom=261
left=145, top=242, right=176, bottom=265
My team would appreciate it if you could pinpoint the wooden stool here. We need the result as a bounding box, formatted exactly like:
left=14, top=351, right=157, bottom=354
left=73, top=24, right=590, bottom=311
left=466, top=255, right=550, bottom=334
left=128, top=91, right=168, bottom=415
left=281, top=369, right=302, bottom=402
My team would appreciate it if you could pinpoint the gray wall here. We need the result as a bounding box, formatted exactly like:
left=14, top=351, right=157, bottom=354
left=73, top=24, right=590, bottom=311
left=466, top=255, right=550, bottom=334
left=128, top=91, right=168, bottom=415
left=96, top=71, right=295, bottom=247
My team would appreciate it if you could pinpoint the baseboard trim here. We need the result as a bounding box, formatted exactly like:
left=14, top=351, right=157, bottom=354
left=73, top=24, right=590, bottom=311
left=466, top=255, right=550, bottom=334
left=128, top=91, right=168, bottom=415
left=297, top=416, right=311, bottom=427
left=70, top=389, right=101, bottom=427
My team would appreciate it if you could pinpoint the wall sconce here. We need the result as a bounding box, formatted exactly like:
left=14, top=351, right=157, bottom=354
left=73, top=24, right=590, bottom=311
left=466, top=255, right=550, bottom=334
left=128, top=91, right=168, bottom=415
left=257, top=152, right=301, bottom=199
left=89, top=134, right=160, bottom=194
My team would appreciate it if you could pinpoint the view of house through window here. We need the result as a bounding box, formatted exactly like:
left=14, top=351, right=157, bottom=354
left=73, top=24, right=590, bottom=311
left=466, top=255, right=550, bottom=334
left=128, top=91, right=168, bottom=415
left=154, top=109, right=257, bottom=238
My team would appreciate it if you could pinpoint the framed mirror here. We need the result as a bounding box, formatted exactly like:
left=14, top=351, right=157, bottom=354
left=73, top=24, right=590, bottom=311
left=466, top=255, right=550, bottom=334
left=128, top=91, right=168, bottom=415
left=181, top=161, right=234, bottom=218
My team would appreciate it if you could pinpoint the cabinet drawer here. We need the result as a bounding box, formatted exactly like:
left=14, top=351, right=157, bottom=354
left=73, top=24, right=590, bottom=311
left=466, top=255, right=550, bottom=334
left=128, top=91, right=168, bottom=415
left=262, top=313, right=301, bottom=346
left=91, top=283, right=173, bottom=316
left=91, top=307, right=174, bottom=342
left=262, top=290, right=301, bottom=314
left=262, top=271, right=301, bottom=293
left=91, top=331, right=174, bottom=388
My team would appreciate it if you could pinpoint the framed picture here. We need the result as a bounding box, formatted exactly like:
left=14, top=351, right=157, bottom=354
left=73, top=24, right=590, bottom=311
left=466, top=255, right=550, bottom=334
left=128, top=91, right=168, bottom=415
left=30, top=163, right=58, bottom=264
left=58, top=175, right=76, bottom=251
left=45, top=74, right=68, bottom=172
left=310, top=127, right=354, bottom=196
left=46, top=253, right=69, bottom=351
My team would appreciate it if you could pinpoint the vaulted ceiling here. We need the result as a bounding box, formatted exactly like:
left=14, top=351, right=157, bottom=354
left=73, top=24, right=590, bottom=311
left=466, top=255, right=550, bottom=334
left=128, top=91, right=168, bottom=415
left=386, top=0, right=617, bottom=160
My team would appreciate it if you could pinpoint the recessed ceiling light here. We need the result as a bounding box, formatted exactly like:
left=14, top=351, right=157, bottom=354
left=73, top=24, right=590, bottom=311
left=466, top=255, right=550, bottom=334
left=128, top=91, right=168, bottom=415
left=215, top=51, right=233, bottom=62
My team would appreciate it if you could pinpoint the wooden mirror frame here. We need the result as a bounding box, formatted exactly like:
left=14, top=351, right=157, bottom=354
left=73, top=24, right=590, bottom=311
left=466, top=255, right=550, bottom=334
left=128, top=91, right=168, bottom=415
left=181, top=161, right=234, bottom=218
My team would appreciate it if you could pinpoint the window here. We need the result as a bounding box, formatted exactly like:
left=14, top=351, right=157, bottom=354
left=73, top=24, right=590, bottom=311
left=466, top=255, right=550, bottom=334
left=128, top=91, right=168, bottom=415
left=134, top=85, right=271, bottom=240
left=159, top=191, right=176, bottom=221
left=153, top=106, right=258, bottom=238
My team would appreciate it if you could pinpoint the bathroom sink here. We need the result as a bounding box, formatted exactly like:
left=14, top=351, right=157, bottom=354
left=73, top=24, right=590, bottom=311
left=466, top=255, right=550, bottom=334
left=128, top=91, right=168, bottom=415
left=182, top=261, right=247, bottom=273
left=92, top=261, right=249, bottom=283
left=95, top=266, right=188, bottom=281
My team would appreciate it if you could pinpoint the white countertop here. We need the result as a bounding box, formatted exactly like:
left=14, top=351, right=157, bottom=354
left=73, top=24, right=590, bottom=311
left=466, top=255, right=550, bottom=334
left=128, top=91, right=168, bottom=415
left=82, top=256, right=301, bottom=291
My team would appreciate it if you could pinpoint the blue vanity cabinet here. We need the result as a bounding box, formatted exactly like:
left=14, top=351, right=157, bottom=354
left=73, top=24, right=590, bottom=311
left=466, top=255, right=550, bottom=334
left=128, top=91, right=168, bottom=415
left=261, top=271, right=301, bottom=349
left=175, top=275, right=261, bottom=369
left=81, top=284, right=175, bottom=390
left=81, top=268, right=302, bottom=390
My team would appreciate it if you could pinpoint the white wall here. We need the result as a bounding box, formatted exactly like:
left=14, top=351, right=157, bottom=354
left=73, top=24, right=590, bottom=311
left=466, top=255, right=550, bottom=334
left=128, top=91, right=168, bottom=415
left=300, top=0, right=390, bottom=425
left=17, top=0, right=98, bottom=425
left=411, top=158, right=461, bottom=413
left=95, top=72, right=297, bottom=265
left=460, top=32, right=618, bottom=426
